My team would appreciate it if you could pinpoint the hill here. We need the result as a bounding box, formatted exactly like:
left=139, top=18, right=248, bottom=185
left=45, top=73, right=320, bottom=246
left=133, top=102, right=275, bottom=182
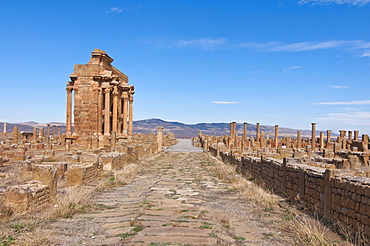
left=0, top=119, right=335, bottom=139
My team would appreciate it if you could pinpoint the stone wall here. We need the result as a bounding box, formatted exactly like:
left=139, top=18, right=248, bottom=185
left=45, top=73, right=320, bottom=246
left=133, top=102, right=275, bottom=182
left=3, top=181, right=50, bottom=213
left=206, top=144, right=370, bottom=238
left=1, top=131, right=177, bottom=214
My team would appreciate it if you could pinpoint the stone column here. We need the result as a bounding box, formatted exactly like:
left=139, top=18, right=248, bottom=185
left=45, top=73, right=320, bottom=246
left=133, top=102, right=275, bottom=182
left=297, top=131, right=301, bottom=149
left=122, top=95, right=128, bottom=136
left=104, top=87, right=111, bottom=136
left=53, top=125, right=56, bottom=137
left=157, top=127, right=164, bottom=151
left=118, top=93, right=122, bottom=135
left=128, top=97, right=134, bottom=135
left=47, top=124, right=50, bottom=142
left=13, top=126, right=18, bottom=144
left=327, top=130, right=331, bottom=143
left=354, top=131, right=359, bottom=141
left=33, top=127, right=37, bottom=142
left=348, top=131, right=353, bottom=141
left=58, top=126, right=61, bottom=136
left=39, top=128, right=44, bottom=138
left=3, top=122, right=6, bottom=133
left=260, top=132, right=265, bottom=148
left=320, top=132, right=324, bottom=150
left=362, top=135, right=369, bottom=152
left=66, top=87, right=73, bottom=136
left=97, top=88, right=103, bottom=134
left=311, top=123, right=316, bottom=150
left=256, top=123, right=260, bottom=142
left=274, top=125, right=279, bottom=148
left=243, top=123, right=247, bottom=140
left=339, top=130, right=346, bottom=149
left=112, top=86, right=119, bottom=133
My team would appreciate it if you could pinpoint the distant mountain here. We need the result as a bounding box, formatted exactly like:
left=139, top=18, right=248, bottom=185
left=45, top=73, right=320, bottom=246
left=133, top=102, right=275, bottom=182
left=0, top=119, right=337, bottom=139
left=132, top=118, right=336, bottom=139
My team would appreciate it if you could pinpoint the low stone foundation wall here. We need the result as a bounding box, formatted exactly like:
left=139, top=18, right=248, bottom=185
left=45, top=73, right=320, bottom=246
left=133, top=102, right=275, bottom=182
left=66, top=162, right=101, bottom=186
left=209, top=146, right=370, bottom=238
left=3, top=181, right=50, bottom=213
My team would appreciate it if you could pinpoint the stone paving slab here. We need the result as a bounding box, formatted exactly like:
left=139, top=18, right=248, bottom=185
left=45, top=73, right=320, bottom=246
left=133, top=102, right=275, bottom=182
left=35, top=148, right=296, bottom=245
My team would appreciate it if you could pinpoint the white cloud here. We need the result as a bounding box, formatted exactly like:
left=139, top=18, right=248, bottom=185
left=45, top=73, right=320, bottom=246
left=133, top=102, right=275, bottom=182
left=298, top=0, right=370, bottom=5
left=239, top=40, right=370, bottom=52
left=211, top=101, right=240, bottom=104
left=251, top=69, right=262, bottom=74
left=360, top=52, right=370, bottom=57
left=106, top=7, right=123, bottom=14
left=283, top=66, right=302, bottom=72
left=327, top=85, right=350, bottom=89
left=315, top=100, right=370, bottom=105
left=175, top=38, right=227, bottom=50
left=317, top=111, right=370, bottom=127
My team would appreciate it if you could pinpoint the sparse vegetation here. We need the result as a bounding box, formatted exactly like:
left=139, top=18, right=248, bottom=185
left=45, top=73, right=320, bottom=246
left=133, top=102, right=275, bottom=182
left=207, top=155, right=278, bottom=211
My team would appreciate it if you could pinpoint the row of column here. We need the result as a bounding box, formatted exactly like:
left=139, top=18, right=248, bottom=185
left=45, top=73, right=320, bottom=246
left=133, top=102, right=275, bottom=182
left=66, top=84, right=134, bottom=138
left=101, top=85, right=134, bottom=137
left=229, top=122, right=364, bottom=150
left=12, top=125, right=61, bottom=144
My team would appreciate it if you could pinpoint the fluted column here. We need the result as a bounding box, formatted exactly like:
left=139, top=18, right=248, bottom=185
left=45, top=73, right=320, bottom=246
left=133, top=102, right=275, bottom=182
left=112, top=86, right=119, bottom=133
left=66, top=87, right=73, bottom=136
left=311, top=123, right=316, bottom=150
left=104, top=87, right=111, bottom=135
left=297, top=131, right=301, bottom=149
left=128, top=97, right=134, bottom=135
left=122, top=95, right=128, bottom=136
left=97, top=88, right=103, bottom=134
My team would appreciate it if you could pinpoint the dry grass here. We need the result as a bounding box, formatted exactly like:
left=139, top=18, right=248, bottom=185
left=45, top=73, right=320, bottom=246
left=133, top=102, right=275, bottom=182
left=0, top=159, right=147, bottom=245
left=207, top=155, right=278, bottom=210
left=50, top=186, right=93, bottom=219
left=113, top=163, right=142, bottom=185
left=293, top=214, right=335, bottom=246
left=205, top=154, right=358, bottom=245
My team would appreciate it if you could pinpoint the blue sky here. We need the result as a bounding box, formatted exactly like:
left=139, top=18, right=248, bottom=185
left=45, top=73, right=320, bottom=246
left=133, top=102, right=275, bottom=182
left=0, top=0, right=370, bottom=134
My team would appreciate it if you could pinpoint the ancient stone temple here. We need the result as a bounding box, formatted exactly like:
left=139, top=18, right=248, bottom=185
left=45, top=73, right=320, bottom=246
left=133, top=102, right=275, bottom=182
left=66, top=49, right=135, bottom=147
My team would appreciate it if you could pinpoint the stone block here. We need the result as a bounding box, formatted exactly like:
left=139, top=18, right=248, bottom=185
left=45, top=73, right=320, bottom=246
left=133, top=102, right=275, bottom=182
left=66, top=165, right=83, bottom=186
left=4, top=181, right=50, bottom=213
left=32, top=165, right=58, bottom=198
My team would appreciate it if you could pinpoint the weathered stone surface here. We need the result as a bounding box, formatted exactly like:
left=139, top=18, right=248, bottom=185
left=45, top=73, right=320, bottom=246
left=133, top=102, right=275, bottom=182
left=4, top=181, right=50, bottom=213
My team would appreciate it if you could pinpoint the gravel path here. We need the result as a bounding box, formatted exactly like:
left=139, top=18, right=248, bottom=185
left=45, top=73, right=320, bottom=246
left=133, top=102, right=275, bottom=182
left=35, top=141, right=296, bottom=245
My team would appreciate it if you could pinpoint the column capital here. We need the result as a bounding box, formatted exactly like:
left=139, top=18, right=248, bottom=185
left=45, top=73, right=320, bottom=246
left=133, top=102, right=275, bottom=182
left=312, top=122, right=317, bottom=126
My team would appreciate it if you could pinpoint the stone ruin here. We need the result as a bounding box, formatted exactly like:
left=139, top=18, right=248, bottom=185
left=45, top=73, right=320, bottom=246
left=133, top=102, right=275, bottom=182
left=0, top=50, right=178, bottom=217
left=194, top=122, right=370, bottom=238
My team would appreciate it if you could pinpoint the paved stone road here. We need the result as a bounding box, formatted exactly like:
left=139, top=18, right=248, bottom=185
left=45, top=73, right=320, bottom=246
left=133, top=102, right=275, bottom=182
left=42, top=140, right=295, bottom=245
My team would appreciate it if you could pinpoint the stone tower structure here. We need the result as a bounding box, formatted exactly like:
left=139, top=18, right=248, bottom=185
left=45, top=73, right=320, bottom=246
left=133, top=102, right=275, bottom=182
left=66, top=49, right=135, bottom=147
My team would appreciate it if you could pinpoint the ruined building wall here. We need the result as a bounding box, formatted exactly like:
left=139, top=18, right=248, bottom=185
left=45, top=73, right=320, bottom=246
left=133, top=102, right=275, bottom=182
left=66, top=49, right=134, bottom=148
left=204, top=136, right=370, bottom=238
